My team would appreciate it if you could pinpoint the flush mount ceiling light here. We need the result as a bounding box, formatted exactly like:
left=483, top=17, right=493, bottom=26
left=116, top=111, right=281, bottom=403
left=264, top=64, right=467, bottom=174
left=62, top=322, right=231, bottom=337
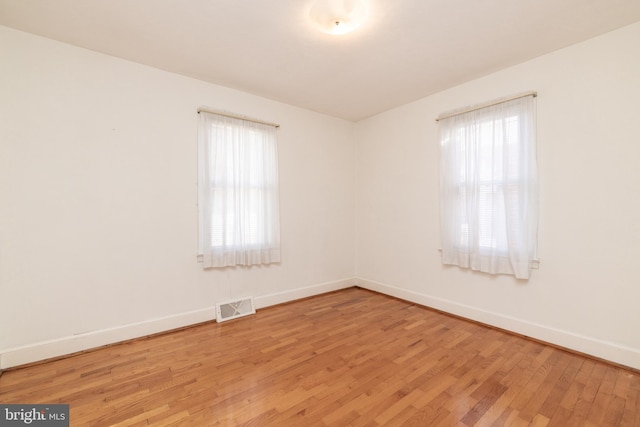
left=309, top=0, right=368, bottom=35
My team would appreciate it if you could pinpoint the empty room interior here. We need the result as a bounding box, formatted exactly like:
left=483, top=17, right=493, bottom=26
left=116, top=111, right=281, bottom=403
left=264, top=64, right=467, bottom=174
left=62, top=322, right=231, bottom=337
left=1, top=0, right=639, bottom=425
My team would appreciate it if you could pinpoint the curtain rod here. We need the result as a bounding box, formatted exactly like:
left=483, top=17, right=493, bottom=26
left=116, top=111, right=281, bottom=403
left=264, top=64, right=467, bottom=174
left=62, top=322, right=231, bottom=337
left=435, top=91, right=537, bottom=122
left=197, top=107, right=280, bottom=128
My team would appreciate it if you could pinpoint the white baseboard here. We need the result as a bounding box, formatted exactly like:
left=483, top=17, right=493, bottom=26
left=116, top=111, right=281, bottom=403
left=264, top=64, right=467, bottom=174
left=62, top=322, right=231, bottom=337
left=0, top=277, right=357, bottom=370
left=254, top=277, right=357, bottom=309
left=356, top=277, right=640, bottom=370
left=0, top=307, right=218, bottom=370
left=6, top=276, right=636, bottom=371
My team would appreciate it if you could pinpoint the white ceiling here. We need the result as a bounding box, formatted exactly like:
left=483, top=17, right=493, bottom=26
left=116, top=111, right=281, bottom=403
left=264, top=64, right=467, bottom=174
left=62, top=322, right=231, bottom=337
left=1, top=0, right=640, bottom=121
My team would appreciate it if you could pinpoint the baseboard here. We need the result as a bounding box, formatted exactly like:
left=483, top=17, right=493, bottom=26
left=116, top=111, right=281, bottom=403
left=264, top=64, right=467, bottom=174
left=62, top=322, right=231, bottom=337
left=9, top=276, right=634, bottom=371
left=0, top=307, right=217, bottom=370
left=356, top=277, right=640, bottom=370
left=254, top=277, right=357, bottom=309
left=0, top=277, right=358, bottom=370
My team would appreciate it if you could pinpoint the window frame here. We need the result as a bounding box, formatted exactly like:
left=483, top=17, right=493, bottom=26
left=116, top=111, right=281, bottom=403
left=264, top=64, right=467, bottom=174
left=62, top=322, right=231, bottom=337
left=438, top=93, right=538, bottom=279
left=197, top=110, right=281, bottom=268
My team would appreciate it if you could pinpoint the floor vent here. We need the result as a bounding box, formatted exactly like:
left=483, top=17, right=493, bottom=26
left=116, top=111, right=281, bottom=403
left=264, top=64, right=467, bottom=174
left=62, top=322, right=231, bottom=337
left=216, top=297, right=256, bottom=322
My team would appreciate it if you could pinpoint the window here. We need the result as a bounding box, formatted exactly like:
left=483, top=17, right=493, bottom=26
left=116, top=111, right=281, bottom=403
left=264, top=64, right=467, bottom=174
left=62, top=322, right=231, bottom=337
left=198, top=111, right=281, bottom=268
left=438, top=94, right=538, bottom=279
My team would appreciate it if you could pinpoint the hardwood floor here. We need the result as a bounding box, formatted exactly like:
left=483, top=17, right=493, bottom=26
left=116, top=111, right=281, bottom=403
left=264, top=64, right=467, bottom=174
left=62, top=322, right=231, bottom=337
left=1, top=287, right=638, bottom=426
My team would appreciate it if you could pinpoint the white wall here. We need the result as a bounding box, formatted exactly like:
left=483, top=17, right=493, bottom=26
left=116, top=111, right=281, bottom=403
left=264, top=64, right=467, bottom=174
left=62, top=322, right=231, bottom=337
left=2, top=21, right=639, bottom=371
left=0, top=26, right=356, bottom=368
left=355, top=22, right=640, bottom=369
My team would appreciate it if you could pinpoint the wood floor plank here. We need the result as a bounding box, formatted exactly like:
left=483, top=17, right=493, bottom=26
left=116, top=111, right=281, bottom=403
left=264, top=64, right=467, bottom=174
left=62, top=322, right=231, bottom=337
left=1, top=287, right=638, bottom=426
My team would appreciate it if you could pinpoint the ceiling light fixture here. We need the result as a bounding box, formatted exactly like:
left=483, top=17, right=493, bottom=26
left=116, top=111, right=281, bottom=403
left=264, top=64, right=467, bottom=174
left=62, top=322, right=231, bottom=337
left=309, top=0, right=368, bottom=35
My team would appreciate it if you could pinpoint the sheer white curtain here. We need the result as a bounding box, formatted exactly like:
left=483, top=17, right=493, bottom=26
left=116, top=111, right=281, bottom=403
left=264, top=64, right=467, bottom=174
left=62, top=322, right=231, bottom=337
left=439, top=96, right=538, bottom=279
left=198, top=112, right=281, bottom=268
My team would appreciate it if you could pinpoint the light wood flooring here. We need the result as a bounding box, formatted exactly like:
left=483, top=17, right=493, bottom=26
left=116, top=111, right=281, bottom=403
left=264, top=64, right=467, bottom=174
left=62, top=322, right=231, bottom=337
left=1, top=287, right=638, bottom=426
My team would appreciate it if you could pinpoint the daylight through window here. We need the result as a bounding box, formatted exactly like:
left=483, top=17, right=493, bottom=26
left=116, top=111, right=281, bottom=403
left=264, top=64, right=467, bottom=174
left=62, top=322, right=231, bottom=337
left=198, top=111, right=281, bottom=268
left=438, top=94, right=538, bottom=279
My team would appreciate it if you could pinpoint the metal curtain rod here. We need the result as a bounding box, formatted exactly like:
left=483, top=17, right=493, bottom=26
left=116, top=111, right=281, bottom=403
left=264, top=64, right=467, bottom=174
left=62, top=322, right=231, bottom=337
left=435, top=91, right=537, bottom=122
left=197, top=107, right=280, bottom=128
